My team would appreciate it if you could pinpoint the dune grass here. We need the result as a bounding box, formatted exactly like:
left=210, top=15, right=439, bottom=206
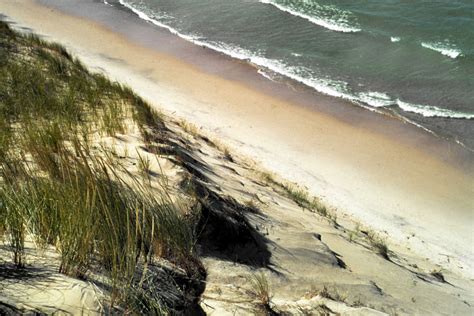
left=255, top=169, right=331, bottom=218
left=366, top=231, right=389, bottom=260
left=281, top=183, right=329, bottom=216
left=247, top=272, right=273, bottom=314
left=0, top=21, right=199, bottom=312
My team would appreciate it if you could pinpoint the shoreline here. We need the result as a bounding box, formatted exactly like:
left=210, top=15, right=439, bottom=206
left=39, top=1, right=474, bottom=161
left=1, top=0, right=473, bottom=278
left=55, top=0, right=474, bottom=152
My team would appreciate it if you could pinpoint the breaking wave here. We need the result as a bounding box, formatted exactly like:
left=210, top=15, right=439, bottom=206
left=259, top=0, right=361, bottom=33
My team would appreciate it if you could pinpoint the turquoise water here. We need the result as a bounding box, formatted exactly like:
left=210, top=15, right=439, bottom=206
left=113, top=0, right=474, bottom=148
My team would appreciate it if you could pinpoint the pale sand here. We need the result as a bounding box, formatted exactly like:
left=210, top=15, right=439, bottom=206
left=0, top=239, right=105, bottom=315
left=0, top=0, right=472, bottom=280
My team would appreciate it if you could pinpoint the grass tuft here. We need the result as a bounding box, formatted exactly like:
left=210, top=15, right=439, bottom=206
left=367, top=231, right=389, bottom=260
left=247, top=272, right=273, bottom=314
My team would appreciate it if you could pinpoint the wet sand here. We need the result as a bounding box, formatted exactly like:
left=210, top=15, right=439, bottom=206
left=1, top=0, right=473, bottom=277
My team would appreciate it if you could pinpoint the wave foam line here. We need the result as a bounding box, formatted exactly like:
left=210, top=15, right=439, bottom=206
left=358, top=92, right=394, bottom=107
left=397, top=100, right=474, bottom=119
left=421, top=42, right=462, bottom=59
left=259, top=0, right=360, bottom=33
left=118, top=0, right=198, bottom=42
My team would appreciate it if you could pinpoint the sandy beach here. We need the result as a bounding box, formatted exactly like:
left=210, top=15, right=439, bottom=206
left=1, top=0, right=472, bottom=281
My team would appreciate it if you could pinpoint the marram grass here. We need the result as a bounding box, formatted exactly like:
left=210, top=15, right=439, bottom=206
left=0, top=20, right=198, bottom=313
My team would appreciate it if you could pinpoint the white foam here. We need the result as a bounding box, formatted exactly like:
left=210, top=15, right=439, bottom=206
left=208, top=41, right=357, bottom=101
left=397, top=100, right=474, bottom=119
left=257, top=69, right=277, bottom=82
left=390, top=37, right=400, bottom=42
left=259, top=0, right=360, bottom=33
left=421, top=41, right=462, bottom=59
left=358, top=91, right=394, bottom=107
left=118, top=0, right=196, bottom=42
